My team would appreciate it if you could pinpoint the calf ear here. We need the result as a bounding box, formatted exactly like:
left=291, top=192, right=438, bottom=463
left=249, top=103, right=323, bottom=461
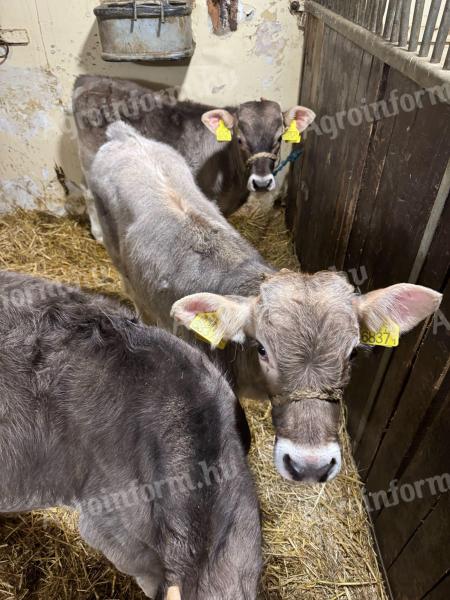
left=171, top=292, right=254, bottom=345
left=283, top=106, right=316, bottom=132
left=355, top=283, right=442, bottom=334
left=201, top=109, right=235, bottom=135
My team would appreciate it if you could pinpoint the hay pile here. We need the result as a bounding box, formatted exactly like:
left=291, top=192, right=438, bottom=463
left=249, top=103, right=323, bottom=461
left=0, top=205, right=388, bottom=600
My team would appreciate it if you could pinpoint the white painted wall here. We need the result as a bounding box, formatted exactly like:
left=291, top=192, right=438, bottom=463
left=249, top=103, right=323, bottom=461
left=0, top=0, right=304, bottom=214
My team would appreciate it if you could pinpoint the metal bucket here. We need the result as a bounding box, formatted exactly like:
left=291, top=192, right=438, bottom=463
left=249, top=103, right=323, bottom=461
left=94, top=1, right=195, bottom=62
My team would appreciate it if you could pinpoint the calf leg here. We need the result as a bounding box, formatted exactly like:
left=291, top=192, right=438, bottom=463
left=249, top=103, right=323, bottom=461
left=78, top=510, right=163, bottom=598
left=86, top=190, right=104, bottom=243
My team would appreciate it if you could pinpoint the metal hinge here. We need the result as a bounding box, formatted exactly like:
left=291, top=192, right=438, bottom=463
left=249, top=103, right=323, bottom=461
left=289, top=1, right=306, bottom=29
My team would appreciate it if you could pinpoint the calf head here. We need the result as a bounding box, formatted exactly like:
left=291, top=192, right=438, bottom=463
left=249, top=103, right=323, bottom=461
left=171, top=271, right=442, bottom=483
left=201, top=101, right=316, bottom=192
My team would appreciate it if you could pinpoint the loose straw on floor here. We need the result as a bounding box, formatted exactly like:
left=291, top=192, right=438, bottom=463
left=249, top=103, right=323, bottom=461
left=0, top=203, right=387, bottom=600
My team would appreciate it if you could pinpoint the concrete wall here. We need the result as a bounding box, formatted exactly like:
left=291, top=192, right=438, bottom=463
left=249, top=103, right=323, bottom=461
left=0, top=0, right=304, bottom=214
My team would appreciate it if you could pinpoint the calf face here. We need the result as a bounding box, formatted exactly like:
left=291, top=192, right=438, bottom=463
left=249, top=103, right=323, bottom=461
left=201, top=101, right=316, bottom=193
left=172, top=270, right=442, bottom=483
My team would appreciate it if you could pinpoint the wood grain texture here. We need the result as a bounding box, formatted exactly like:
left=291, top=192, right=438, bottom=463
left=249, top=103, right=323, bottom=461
left=287, top=10, right=450, bottom=599
left=374, top=370, right=450, bottom=567
left=387, top=493, right=450, bottom=599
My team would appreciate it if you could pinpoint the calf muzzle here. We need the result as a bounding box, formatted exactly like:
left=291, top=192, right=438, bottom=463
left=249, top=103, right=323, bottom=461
left=246, top=152, right=278, bottom=192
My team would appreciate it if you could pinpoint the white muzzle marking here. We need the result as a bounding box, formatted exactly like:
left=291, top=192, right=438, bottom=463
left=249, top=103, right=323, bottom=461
left=274, top=438, right=342, bottom=483
left=248, top=174, right=276, bottom=192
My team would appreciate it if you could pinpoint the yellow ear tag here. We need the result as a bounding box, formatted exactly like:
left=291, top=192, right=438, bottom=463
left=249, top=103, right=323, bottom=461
left=216, top=119, right=232, bottom=142
left=282, top=120, right=301, bottom=143
left=360, top=322, right=400, bottom=348
left=189, top=312, right=227, bottom=349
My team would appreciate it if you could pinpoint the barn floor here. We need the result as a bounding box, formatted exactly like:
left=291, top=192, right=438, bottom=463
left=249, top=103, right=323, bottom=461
left=0, top=203, right=388, bottom=600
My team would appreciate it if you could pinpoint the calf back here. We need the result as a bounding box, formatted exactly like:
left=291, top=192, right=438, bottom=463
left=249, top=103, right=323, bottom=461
left=0, top=271, right=261, bottom=597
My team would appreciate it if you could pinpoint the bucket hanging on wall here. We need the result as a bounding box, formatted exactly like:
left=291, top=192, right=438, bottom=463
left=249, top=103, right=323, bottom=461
left=94, top=1, right=195, bottom=62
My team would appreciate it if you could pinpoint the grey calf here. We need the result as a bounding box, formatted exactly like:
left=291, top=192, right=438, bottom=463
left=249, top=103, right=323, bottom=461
left=72, top=75, right=315, bottom=227
left=88, top=122, right=442, bottom=484
left=0, top=271, right=262, bottom=599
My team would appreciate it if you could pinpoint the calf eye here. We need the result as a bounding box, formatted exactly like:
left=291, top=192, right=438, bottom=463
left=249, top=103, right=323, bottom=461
left=237, top=137, right=243, bottom=145
left=257, top=342, right=267, bottom=359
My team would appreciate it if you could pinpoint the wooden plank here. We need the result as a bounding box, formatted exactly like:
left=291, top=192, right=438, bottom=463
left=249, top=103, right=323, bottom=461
left=366, top=278, right=450, bottom=495
left=293, top=32, right=386, bottom=272
left=293, top=24, right=355, bottom=269
left=423, top=574, right=450, bottom=600
left=333, top=54, right=384, bottom=268
left=347, top=69, right=450, bottom=291
left=353, top=182, right=450, bottom=472
left=325, top=45, right=372, bottom=269
left=373, top=369, right=450, bottom=566
left=286, top=14, right=325, bottom=235
left=344, top=70, right=450, bottom=446
left=386, top=492, right=450, bottom=599
left=304, top=1, right=450, bottom=90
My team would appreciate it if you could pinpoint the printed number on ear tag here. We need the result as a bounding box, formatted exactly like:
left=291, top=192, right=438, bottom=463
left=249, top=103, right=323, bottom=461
left=360, top=322, right=400, bottom=348
left=282, top=120, right=301, bottom=143
left=216, top=119, right=232, bottom=142
left=189, top=312, right=227, bottom=349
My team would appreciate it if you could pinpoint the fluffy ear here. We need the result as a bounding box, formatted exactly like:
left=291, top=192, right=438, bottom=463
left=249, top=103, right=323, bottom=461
left=355, top=283, right=442, bottom=334
left=283, top=105, right=316, bottom=132
left=170, top=293, right=254, bottom=345
left=201, top=109, right=235, bottom=135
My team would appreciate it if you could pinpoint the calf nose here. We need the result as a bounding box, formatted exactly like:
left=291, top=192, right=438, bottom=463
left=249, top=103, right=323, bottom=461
left=248, top=174, right=276, bottom=192
left=274, top=438, right=342, bottom=483
left=283, top=454, right=336, bottom=483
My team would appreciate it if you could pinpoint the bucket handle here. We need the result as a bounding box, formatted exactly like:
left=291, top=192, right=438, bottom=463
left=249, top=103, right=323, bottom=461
left=132, top=0, right=170, bottom=23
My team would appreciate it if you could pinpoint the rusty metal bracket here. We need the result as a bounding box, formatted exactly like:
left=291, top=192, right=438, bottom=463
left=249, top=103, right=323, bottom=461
left=289, top=1, right=306, bottom=29
left=0, top=28, right=29, bottom=65
left=0, top=28, right=30, bottom=46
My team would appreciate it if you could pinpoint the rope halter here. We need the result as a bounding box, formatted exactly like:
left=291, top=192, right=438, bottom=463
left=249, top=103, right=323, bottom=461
left=246, top=151, right=279, bottom=167
left=271, top=388, right=343, bottom=408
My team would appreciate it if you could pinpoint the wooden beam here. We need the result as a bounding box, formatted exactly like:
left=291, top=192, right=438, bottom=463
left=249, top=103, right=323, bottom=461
left=305, top=1, right=450, bottom=92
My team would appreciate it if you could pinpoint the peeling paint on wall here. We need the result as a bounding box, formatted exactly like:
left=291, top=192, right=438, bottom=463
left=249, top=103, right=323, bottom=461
left=254, top=21, right=286, bottom=64
left=0, top=67, right=63, bottom=140
left=0, top=174, right=65, bottom=215
left=0, top=176, right=41, bottom=212
left=0, top=0, right=303, bottom=215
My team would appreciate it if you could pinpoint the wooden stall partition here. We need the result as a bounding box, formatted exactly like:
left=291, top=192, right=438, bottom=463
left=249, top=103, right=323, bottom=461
left=287, top=2, right=450, bottom=598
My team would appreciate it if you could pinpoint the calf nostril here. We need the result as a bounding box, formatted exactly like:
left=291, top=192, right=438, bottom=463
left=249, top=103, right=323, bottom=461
left=318, top=459, right=336, bottom=483
left=253, top=177, right=272, bottom=190
left=281, top=452, right=338, bottom=483
left=283, top=454, right=303, bottom=481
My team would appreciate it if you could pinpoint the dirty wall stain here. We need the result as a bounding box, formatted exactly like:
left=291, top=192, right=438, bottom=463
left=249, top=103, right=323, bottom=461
left=0, top=67, right=63, bottom=140
left=254, top=21, right=286, bottom=65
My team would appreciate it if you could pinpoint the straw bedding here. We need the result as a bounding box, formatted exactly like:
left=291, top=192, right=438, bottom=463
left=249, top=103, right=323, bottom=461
left=0, top=203, right=388, bottom=600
